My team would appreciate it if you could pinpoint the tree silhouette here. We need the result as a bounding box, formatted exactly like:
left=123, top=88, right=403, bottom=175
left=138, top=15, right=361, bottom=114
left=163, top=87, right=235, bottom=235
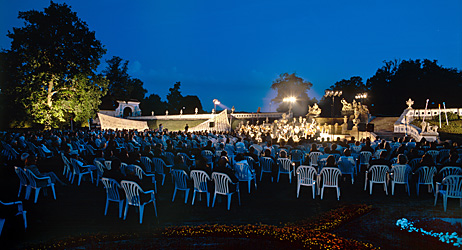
left=271, top=73, right=316, bottom=116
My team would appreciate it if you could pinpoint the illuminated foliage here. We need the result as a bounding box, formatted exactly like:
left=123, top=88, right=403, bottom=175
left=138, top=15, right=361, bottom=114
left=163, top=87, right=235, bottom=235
left=3, top=1, right=107, bottom=128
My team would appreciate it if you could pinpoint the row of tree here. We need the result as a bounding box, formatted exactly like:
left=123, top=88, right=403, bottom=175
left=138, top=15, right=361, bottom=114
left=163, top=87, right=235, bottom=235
left=272, top=59, right=462, bottom=118
left=0, top=2, right=204, bottom=129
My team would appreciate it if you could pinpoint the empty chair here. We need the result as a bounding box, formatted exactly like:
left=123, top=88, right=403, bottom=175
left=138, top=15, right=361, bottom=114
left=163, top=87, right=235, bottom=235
left=309, top=152, right=324, bottom=168
left=70, top=158, right=93, bottom=186
left=101, top=178, right=124, bottom=218
left=389, top=164, right=411, bottom=196
left=211, top=172, right=240, bottom=210
left=296, top=165, right=317, bottom=199
left=259, top=157, right=274, bottom=182
left=151, top=158, right=172, bottom=186
left=140, top=157, right=153, bottom=173
left=290, top=149, right=304, bottom=165
left=93, top=160, right=105, bottom=187
left=318, top=167, right=342, bottom=200
left=415, top=166, right=437, bottom=196
left=171, top=169, right=190, bottom=203
left=338, top=159, right=355, bottom=184
left=434, top=175, right=462, bottom=212
left=14, top=167, right=29, bottom=198
left=277, top=158, right=294, bottom=183
left=0, top=200, right=27, bottom=235
left=24, top=169, right=56, bottom=203
left=439, top=166, right=462, bottom=180
left=365, top=165, right=389, bottom=195
left=190, top=170, right=211, bottom=206
left=120, top=180, right=157, bottom=224
left=359, top=151, right=373, bottom=172
left=234, top=162, right=257, bottom=193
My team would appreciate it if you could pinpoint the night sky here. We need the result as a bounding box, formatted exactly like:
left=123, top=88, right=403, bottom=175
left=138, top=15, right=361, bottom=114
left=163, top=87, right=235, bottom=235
left=1, top=0, right=461, bottom=112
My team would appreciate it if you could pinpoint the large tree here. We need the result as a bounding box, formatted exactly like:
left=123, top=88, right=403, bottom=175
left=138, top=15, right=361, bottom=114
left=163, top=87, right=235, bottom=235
left=366, top=59, right=462, bottom=115
left=102, top=56, right=147, bottom=102
left=271, top=73, right=316, bottom=116
left=140, top=93, right=167, bottom=116
left=3, top=2, right=107, bottom=128
left=167, top=82, right=183, bottom=114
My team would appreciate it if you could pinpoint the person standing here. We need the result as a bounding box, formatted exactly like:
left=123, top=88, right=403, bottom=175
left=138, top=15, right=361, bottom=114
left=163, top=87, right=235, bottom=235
left=184, top=124, right=189, bottom=132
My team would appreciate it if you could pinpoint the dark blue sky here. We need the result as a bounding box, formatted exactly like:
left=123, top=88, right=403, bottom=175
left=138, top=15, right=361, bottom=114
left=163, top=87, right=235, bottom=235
left=1, top=0, right=461, bottom=112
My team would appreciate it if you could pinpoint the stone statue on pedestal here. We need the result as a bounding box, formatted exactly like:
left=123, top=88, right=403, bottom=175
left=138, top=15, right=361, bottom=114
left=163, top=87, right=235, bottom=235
left=308, top=103, right=322, bottom=117
left=341, top=99, right=353, bottom=111
left=406, top=98, right=414, bottom=109
left=195, top=107, right=198, bottom=115
left=165, top=110, right=168, bottom=116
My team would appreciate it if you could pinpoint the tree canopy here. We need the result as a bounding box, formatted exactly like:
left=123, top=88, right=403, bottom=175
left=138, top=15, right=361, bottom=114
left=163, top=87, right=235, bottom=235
left=271, top=73, right=316, bottom=116
left=320, top=76, right=367, bottom=117
left=2, top=1, right=107, bottom=128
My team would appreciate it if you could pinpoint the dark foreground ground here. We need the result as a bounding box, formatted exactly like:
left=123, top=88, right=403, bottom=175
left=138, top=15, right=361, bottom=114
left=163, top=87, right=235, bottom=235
left=1, top=157, right=460, bottom=249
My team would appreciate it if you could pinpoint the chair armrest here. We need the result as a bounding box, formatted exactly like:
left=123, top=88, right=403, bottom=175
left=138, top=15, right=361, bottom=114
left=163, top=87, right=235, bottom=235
left=142, top=190, right=155, bottom=195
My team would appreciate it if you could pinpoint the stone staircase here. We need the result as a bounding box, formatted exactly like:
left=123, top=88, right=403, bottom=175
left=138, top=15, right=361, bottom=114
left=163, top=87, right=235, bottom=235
left=370, top=117, right=405, bottom=140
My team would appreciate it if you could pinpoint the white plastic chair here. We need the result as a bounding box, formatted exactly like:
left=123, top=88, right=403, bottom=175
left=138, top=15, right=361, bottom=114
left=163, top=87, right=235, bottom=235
left=290, top=149, right=304, bottom=165
left=104, top=161, right=112, bottom=170
left=434, top=175, right=462, bottom=212
left=61, top=153, right=72, bottom=180
left=234, top=162, right=257, bottom=193
left=171, top=169, right=190, bottom=203
left=259, top=157, right=274, bottom=182
left=151, top=158, right=172, bottom=186
left=389, top=164, right=411, bottom=196
left=359, top=151, right=373, bottom=172
left=101, top=178, right=124, bottom=218
left=24, top=169, right=56, bottom=203
left=93, top=160, right=105, bottom=187
left=439, top=167, right=462, bottom=180
left=190, top=170, right=211, bottom=206
left=211, top=172, right=240, bottom=210
left=120, top=180, right=157, bottom=224
left=365, top=165, right=389, bottom=195
left=14, top=167, right=29, bottom=198
left=296, top=165, right=317, bottom=199
left=0, top=200, right=27, bottom=235
left=338, top=158, right=355, bottom=184
left=131, top=164, right=157, bottom=193
left=415, top=166, right=437, bottom=196
left=318, top=167, right=342, bottom=200
left=277, top=158, right=294, bottom=183
left=70, top=158, right=93, bottom=186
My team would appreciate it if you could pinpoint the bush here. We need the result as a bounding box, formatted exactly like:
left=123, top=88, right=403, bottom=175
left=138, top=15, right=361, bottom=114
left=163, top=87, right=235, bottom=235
left=432, top=112, right=460, bottom=122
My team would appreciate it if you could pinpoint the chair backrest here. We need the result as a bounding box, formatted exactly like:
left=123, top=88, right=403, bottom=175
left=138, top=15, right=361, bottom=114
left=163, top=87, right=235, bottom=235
left=104, top=161, right=112, bottom=170
left=244, top=156, right=255, bottom=168
left=94, top=160, right=105, bottom=175
left=439, top=166, right=462, bottom=179
left=374, top=149, right=387, bottom=159
left=101, top=177, right=121, bottom=201
left=164, top=152, right=175, bottom=165
left=369, top=165, right=389, bottom=183
left=426, top=150, right=439, bottom=164
left=152, top=158, right=166, bottom=174
left=351, top=145, right=361, bottom=154
left=201, top=150, right=214, bottom=165
left=277, top=158, right=293, bottom=172
left=442, top=175, right=462, bottom=198
left=296, top=165, right=317, bottom=183
left=309, top=152, right=323, bottom=166
left=171, top=169, right=189, bottom=189
left=61, top=153, right=71, bottom=167
left=290, top=149, right=304, bottom=162
left=211, top=172, right=232, bottom=195
left=234, top=162, right=253, bottom=180
left=260, top=157, right=274, bottom=172
left=24, top=169, right=46, bottom=188
left=190, top=170, right=210, bottom=192
left=140, top=157, right=152, bottom=173
left=416, top=166, right=437, bottom=184
left=319, top=167, right=341, bottom=186
left=14, top=166, right=29, bottom=186
left=131, top=165, right=145, bottom=180
left=408, top=158, right=420, bottom=169
left=120, top=180, right=143, bottom=206
left=70, top=158, right=82, bottom=174
left=338, top=159, right=355, bottom=175
left=390, top=164, right=410, bottom=183
left=438, top=149, right=451, bottom=162
left=359, top=151, right=373, bottom=164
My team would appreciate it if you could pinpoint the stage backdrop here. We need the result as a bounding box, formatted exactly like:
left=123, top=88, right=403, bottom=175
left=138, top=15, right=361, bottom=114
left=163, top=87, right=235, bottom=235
left=98, top=112, right=148, bottom=131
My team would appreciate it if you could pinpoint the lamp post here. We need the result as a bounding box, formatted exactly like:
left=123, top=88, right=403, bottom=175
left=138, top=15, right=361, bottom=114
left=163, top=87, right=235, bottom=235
left=324, top=90, right=342, bottom=118
left=283, top=96, right=296, bottom=117
left=355, top=92, right=368, bottom=105
left=213, top=99, right=220, bottom=112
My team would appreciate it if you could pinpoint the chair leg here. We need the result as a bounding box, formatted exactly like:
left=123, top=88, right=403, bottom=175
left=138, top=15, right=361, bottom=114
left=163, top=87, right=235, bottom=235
left=51, top=185, right=56, bottom=200
left=248, top=181, right=251, bottom=193
left=139, top=205, right=144, bottom=224
left=119, top=200, right=124, bottom=218
left=206, top=192, right=210, bottom=207
left=18, top=185, right=22, bottom=197
left=78, top=175, right=82, bottom=186
left=277, top=172, right=280, bottom=183
left=34, top=188, right=40, bottom=203
left=416, top=183, right=419, bottom=196
left=434, top=192, right=438, bottom=206
left=161, top=175, right=165, bottom=186
left=321, top=187, right=324, bottom=200
left=443, top=195, right=447, bottom=212
left=312, top=185, right=315, bottom=199
left=25, top=187, right=31, bottom=200
left=123, top=203, right=129, bottom=220
left=337, top=187, right=340, bottom=200
left=260, top=170, right=263, bottom=181
left=172, top=188, right=177, bottom=202
left=392, top=182, right=395, bottom=195
left=191, top=190, right=196, bottom=205
left=297, top=184, right=300, bottom=198
left=384, top=183, right=388, bottom=195
left=153, top=200, right=157, bottom=217
left=184, top=190, right=189, bottom=203
left=104, top=199, right=109, bottom=215
left=370, top=182, right=373, bottom=195
left=212, top=193, right=217, bottom=207
left=227, top=194, right=231, bottom=210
